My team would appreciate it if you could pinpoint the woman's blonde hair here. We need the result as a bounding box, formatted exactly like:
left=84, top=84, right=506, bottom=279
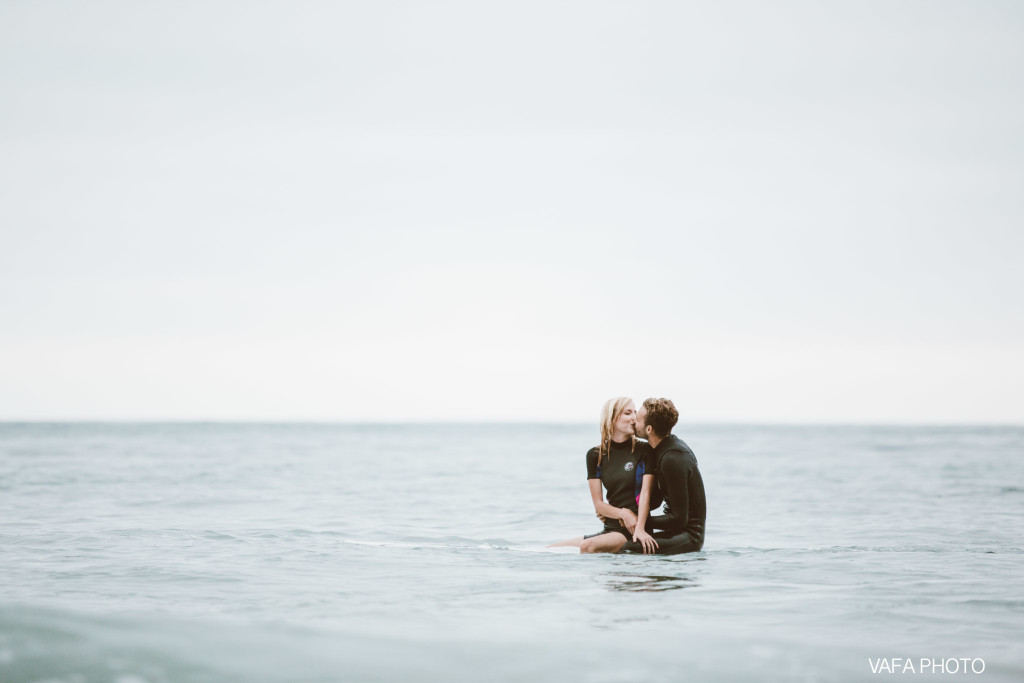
left=597, top=397, right=636, bottom=467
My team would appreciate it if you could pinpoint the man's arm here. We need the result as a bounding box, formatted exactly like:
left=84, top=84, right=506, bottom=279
left=647, top=452, right=690, bottom=532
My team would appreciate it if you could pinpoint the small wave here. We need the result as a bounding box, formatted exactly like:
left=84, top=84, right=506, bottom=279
left=709, top=546, right=785, bottom=555
left=199, top=530, right=244, bottom=542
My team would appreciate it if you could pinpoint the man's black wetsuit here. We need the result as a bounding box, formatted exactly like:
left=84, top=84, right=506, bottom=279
left=584, top=439, right=655, bottom=538
left=621, top=434, right=706, bottom=555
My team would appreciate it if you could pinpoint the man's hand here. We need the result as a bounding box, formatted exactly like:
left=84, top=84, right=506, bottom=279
left=632, top=528, right=659, bottom=555
left=619, top=509, right=637, bottom=534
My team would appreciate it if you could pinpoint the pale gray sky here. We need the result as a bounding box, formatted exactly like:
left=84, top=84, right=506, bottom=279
left=2, top=1, right=1022, bottom=422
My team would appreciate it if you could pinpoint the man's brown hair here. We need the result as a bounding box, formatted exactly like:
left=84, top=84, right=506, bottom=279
left=643, top=398, right=679, bottom=438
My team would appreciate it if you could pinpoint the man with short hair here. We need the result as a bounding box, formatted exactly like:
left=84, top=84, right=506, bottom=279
left=620, top=397, right=706, bottom=555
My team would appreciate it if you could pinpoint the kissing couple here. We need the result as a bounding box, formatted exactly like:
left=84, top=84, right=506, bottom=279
left=549, top=397, right=706, bottom=555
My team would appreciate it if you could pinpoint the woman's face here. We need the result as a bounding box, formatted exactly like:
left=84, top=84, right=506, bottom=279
left=615, top=402, right=637, bottom=436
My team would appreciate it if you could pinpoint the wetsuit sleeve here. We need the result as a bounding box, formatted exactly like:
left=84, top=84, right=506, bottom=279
left=586, top=447, right=599, bottom=480
left=642, top=446, right=656, bottom=476
left=648, top=452, right=689, bottom=531
left=644, top=446, right=664, bottom=510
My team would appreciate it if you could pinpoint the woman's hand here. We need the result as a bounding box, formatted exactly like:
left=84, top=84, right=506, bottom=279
left=619, top=509, right=637, bottom=534
left=632, top=528, right=659, bottom=555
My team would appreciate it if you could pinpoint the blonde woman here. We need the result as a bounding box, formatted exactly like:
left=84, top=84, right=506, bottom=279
left=549, top=397, right=660, bottom=554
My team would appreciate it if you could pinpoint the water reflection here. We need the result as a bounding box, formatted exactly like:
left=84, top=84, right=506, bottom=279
left=597, top=572, right=699, bottom=593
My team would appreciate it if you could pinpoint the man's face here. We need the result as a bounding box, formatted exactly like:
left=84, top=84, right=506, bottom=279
left=635, top=406, right=649, bottom=439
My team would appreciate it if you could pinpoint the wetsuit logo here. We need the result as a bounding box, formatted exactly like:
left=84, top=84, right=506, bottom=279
left=624, top=462, right=634, bottom=471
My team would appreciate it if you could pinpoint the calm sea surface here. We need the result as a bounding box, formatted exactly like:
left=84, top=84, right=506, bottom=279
left=0, top=423, right=1021, bottom=682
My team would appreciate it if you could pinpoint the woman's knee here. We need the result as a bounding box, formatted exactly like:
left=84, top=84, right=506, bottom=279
left=580, top=533, right=626, bottom=554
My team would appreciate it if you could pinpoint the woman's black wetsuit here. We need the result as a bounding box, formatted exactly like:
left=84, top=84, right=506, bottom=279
left=584, top=438, right=656, bottom=539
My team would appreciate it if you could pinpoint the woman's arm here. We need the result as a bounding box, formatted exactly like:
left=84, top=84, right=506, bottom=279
left=632, top=474, right=659, bottom=553
left=588, top=479, right=634, bottom=530
left=636, top=473, right=654, bottom=530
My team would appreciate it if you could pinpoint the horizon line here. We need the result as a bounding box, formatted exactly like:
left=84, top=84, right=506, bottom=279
left=0, top=419, right=1021, bottom=428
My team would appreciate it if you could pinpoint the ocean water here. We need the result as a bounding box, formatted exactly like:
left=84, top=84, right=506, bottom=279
left=0, top=423, right=1021, bottom=682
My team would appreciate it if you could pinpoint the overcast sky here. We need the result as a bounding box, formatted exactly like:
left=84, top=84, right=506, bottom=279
left=1, top=1, right=1022, bottom=422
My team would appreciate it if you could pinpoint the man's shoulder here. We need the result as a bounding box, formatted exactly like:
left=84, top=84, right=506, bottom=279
left=676, top=437, right=696, bottom=457
left=665, top=434, right=693, bottom=451
left=660, top=436, right=697, bottom=465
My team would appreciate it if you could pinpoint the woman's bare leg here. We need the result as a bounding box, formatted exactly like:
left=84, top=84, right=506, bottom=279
left=580, top=532, right=628, bottom=554
left=546, top=536, right=585, bottom=548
